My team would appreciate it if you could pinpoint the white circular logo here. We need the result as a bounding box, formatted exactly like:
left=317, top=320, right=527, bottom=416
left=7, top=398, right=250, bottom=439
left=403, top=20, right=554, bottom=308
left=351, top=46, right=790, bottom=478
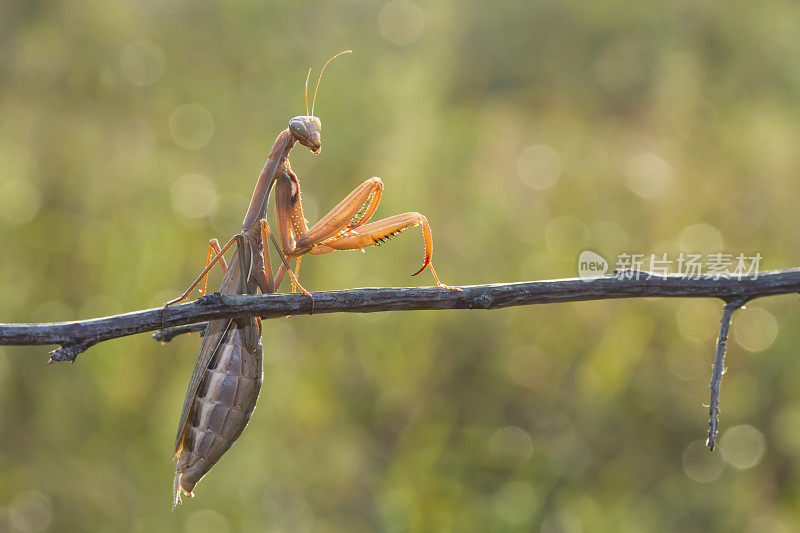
left=578, top=250, right=608, bottom=279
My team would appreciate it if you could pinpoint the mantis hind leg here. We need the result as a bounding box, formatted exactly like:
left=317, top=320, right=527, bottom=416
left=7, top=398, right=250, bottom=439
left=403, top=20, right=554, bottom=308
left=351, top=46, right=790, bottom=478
left=201, top=239, right=228, bottom=296
left=164, top=234, right=240, bottom=309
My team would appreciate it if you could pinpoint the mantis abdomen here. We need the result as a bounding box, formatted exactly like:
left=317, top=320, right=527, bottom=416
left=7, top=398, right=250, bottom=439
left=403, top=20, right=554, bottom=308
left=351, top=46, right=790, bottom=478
left=173, top=319, right=263, bottom=504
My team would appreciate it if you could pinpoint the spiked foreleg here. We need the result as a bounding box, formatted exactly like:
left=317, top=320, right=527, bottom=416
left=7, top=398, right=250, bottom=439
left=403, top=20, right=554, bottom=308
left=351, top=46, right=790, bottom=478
left=310, top=212, right=459, bottom=289
left=294, top=177, right=384, bottom=254
left=274, top=172, right=456, bottom=290
left=274, top=171, right=304, bottom=256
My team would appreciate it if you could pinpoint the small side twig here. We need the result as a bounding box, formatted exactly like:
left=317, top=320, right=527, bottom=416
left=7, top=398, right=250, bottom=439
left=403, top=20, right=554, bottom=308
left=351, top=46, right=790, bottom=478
left=48, top=341, right=98, bottom=364
left=152, top=323, right=208, bottom=343
left=706, top=297, right=748, bottom=450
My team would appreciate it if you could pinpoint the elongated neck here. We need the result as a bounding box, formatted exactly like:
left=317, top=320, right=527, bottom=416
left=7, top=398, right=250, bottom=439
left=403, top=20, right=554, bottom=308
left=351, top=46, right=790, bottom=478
left=242, top=129, right=296, bottom=230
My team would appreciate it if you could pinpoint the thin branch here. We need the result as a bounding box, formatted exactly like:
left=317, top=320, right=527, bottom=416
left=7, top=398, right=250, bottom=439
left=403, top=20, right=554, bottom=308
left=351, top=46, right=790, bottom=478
left=1, top=269, right=798, bottom=364
left=152, top=322, right=208, bottom=343
left=706, top=298, right=748, bottom=450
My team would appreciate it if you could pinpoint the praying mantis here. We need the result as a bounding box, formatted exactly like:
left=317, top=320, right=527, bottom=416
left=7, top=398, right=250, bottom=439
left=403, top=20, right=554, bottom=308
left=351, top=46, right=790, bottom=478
left=164, top=51, right=460, bottom=507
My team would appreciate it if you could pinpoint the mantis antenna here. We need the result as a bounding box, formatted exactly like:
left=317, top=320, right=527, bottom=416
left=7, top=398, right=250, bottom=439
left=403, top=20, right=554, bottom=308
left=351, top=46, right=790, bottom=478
left=304, top=68, right=312, bottom=116
left=311, top=50, right=352, bottom=117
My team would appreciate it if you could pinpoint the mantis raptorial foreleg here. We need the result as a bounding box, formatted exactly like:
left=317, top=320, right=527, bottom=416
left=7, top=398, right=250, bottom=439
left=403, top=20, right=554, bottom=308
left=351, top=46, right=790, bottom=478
left=274, top=173, right=460, bottom=291
left=310, top=212, right=456, bottom=289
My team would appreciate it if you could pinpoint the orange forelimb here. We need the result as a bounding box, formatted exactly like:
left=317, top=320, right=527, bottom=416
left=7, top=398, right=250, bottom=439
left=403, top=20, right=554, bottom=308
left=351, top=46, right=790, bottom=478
left=293, top=176, right=384, bottom=253
left=312, top=212, right=430, bottom=271
left=274, top=173, right=459, bottom=291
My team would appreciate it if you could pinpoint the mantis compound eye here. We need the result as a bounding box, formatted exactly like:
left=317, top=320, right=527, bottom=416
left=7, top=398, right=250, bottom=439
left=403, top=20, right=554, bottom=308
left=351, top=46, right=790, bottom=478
left=289, top=116, right=309, bottom=139
left=289, top=115, right=321, bottom=153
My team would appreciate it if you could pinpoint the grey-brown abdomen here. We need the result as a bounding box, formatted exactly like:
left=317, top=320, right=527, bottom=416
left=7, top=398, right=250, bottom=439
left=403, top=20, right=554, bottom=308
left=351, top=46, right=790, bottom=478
left=174, top=321, right=263, bottom=498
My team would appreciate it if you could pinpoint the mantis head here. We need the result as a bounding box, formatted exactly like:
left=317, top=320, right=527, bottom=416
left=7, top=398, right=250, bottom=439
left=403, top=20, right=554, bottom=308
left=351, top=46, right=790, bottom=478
left=289, top=116, right=322, bottom=154
left=291, top=50, right=351, bottom=155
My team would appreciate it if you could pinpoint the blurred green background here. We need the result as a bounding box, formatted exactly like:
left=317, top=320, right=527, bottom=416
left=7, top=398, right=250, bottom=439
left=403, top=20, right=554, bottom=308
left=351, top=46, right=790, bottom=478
left=2, top=0, right=800, bottom=531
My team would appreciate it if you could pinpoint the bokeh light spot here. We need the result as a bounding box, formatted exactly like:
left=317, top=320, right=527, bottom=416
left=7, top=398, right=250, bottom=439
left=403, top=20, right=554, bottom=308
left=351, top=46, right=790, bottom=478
left=589, top=221, right=630, bottom=254
left=772, top=406, right=800, bottom=456
left=678, top=223, right=723, bottom=252
left=545, top=217, right=589, bottom=261
left=666, top=338, right=706, bottom=381
left=490, top=426, right=533, bottom=462
left=517, top=144, right=562, bottom=190
left=676, top=300, right=722, bottom=342
left=493, top=481, right=539, bottom=524
left=171, top=174, right=218, bottom=219
left=170, top=103, right=215, bottom=150
left=379, top=0, right=425, bottom=45
left=119, top=40, right=166, bottom=86
left=8, top=491, right=52, bottom=533
left=734, top=307, right=778, bottom=353
left=0, top=179, right=41, bottom=226
left=682, top=439, right=725, bottom=483
left=624, top=151, right=672, bottom=199
left=719, top=424, right=766, bottom=469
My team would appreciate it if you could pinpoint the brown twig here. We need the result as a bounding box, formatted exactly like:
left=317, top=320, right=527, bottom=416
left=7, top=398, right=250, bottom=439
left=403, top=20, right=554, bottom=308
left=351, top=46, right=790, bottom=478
left=706, top=297, right=749, bottom=450
left=2, top=269, right=798, bottom=448
left=1, top=269, right=799, bottom=363
left=152, top=322, right=208, bottom=343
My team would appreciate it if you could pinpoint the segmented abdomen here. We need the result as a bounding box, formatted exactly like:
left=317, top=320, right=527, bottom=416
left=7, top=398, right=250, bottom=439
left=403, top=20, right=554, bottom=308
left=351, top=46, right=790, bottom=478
left=174, top=321, right=263, bottom=498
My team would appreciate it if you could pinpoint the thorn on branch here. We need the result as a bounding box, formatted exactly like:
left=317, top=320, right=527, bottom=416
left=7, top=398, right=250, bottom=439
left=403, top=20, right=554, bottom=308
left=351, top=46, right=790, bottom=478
left=706, top=297, right=748, bottom=451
